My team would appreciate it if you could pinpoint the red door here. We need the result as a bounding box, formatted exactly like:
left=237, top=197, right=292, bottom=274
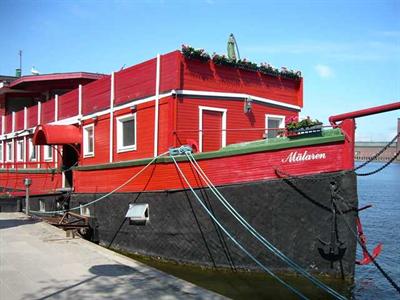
left=202, top=110, right=223, bottom=152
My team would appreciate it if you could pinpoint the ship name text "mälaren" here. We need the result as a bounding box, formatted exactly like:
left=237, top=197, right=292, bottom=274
left=281, top=151, right=326, bottom=163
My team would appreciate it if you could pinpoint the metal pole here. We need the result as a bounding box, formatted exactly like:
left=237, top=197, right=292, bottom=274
left=25, top=185, right=29, bottom=215
left=24, top=178, right=31, bottom=215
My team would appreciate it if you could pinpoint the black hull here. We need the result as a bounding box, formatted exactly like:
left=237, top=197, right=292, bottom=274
left=63, top=170, right=358, bottom=281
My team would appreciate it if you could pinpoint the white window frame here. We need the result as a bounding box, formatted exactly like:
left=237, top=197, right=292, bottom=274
left=6, top=141, right=13, bottom=162
left=198, top=106, right=227, bottom=152
left=265, top=114, right=285, bottom=139
left=80, top=204, right=91, bottom=216
left=0, top=142, right=3, bottom=163
left=29, top=138, right=37, bottom=161
left=83, top=124, right=95, bottom=157
left=116, top=113, right=137, bottom=153
left=16, top=140, right=24, bottom=162
left=39, top=200, right=46, bottom=212
left=44, top=145, right=53, bottom=161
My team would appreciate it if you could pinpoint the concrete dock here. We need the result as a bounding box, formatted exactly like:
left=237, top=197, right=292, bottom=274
left=0, top=213, right=226, bottom=300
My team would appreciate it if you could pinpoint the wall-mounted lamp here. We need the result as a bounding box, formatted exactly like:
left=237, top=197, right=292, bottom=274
left=130, top=105, right=137, bottom=111
left=244, top=97, right=253, bottom=113
left=92, top=116, right=98, bottom=125
left=171, top=89, right=177, bottom=98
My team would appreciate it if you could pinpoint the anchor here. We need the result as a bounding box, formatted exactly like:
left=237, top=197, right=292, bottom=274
left=355, top=215, right=383, bottom=265
left=318, top=182, right=347, bottom=267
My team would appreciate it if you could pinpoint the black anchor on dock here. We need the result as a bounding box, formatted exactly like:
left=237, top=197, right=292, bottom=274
left=318, top=182, right=346, bottom=267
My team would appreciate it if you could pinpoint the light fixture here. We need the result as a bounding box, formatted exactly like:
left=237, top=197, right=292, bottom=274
left=244, top=97, right=253, bottom=113
left=130, top=104, right=137, bottom=111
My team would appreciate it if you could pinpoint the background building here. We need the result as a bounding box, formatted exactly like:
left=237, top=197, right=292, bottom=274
left=355, top=118, right=400, bottom=162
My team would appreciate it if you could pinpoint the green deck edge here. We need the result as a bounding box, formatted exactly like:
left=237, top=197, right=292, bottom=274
left=75, top=128, right=344, bottom=172
left=0, top=168, right=58, bottom=174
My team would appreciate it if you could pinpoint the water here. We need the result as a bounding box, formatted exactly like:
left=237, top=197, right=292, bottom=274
left=120, top=162, right=400, bottom=299
left=353, top=162, right=400, bottom=299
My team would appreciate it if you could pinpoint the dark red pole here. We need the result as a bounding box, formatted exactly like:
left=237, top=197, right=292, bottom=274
left=329, top=102, right=400, bottom=126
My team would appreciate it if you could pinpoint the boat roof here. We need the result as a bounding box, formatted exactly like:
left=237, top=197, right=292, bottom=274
left=8, top=72, right=106, bottom=89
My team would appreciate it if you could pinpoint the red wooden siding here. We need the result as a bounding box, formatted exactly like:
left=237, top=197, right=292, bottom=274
left=0, top=171, right=61, bottom=195
left=181, top=56, right=303, bottom=107
left=5, top=114, right=12, bottom=133
left=82, top=76, right=111, bottom=115
left=80, top=117, right=110, bottom=166
left=27, top=105, right=38, bottom=128
left=15, top=110, right=24, bottom=131
left=113, top=104, right=155, bottom=162
left=114, top=59, right=157, bottom=106
left=202, top=110, right=223, bottom=152
left=175, top=98, right=298, bottom=150
left=41, top=99, right=55, bottom=124
left=158, top=100, right=172, bottom=154
left=58, top=89, right=78, bottom=120
left=160, top=51, right=181, bottom=93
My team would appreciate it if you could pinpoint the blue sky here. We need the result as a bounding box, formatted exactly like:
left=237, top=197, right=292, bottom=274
left=0, top=0, right=399, bottom=141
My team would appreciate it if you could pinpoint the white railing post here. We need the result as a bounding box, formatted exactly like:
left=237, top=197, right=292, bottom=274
left=109, top=72, right=115, bottom=163
left=153, top=54, right=160, bottom=157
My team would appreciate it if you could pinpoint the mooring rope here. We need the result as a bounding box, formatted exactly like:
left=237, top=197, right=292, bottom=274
left=185, top=152, right=347, bottom=300
left=171, top=155, right=309, bottom=300
left=29, top=151, right=169, bottom=215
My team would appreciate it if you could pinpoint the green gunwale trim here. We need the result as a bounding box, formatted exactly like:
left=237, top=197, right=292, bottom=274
left=76, top=128, right=344, bottom=172
left=0, top=168, right=58, bottom=174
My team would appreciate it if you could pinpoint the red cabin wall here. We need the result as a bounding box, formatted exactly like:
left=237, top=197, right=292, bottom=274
left=82, top=76, right=111, bottom=115
left=181, top=56, right=303, bottom=108
left=27, top=105, right=38, bottom=128
left=58, top=89, right=78, bottom=120
left=15, top=110, right=24, bottom=131
left=115, top=59, right=157, bottom=106
left=175, top=98, right=298, bottom=150
left=41, top=99, right=55, bottom=124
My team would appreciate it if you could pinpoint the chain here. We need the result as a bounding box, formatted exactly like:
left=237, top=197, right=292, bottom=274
left=354, top=132, right=400, bottom=171
left=355, top=149, right=400, bottom=176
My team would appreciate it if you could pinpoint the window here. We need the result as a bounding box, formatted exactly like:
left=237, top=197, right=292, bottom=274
left=265, top=115, right=285, bottom=139
left=0, top=143, right=3, bottom=163
left=16, top=140, right=24, bottom=162
left=80, top=204, right=91, bottom=216
left=116, top=113, right=136, bottom=152
left=29, top=139, right=37, bottom=161
left=44, top=145, right=53, bottom=161
left=39, top=200, right=46, bottom=212
left=83, top=124, right=95, bottom=157
left=6, top=142, right=13, bottom=162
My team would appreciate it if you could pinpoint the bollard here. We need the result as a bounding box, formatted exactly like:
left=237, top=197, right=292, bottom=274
left=24, top=178, right=32, bottom=215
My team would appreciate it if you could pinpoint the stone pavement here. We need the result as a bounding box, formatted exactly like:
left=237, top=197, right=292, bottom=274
left=0, top=213, right=227, bottom=300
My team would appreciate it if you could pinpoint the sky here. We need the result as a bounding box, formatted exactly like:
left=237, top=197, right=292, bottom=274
left=0, top=0, right=399, bottom=141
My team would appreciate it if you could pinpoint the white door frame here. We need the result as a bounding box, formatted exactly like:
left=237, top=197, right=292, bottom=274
left=198, top=106, right=227, bottom=152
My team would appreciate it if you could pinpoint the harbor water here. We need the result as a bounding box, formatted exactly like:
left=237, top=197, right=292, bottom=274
left=122, top=162, right=400, bottom=299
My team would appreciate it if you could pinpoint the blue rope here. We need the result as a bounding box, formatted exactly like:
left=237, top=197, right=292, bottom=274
left=186, top=152, right=347, bottom=300
left=171, top=155, right=309, bottom=300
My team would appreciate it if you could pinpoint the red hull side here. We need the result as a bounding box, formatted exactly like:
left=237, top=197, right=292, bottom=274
left=73, top=141, right=347, bottom=193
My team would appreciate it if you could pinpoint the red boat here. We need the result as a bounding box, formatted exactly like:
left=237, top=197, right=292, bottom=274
left=0, top=47, right=398, bottom=290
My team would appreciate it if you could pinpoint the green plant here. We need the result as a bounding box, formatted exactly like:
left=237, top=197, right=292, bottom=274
left=285, top=116, right=322, bottom=131
left=181, top=44, right=210, bottom=61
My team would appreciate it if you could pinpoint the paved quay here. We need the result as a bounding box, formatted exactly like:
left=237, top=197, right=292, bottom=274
left=0, top=213, right=227, bottom=300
